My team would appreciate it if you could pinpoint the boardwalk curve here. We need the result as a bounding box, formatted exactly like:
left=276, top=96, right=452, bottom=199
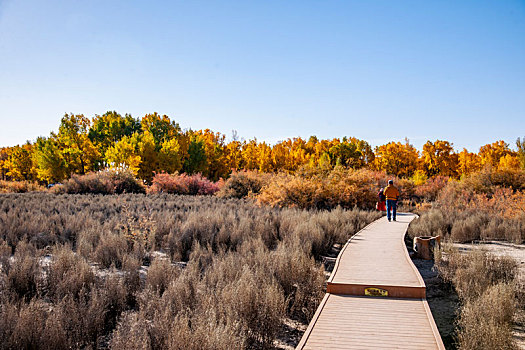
left=297, top=213, right=445, bottom=349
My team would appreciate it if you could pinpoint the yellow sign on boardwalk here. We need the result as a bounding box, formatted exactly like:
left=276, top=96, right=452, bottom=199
left=365, top=287, right=388, bottom=297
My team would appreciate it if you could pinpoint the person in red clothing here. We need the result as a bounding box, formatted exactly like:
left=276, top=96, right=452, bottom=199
left=377, top=187, right=386, bottom=211
left=383, top=180, right=400, bottom=221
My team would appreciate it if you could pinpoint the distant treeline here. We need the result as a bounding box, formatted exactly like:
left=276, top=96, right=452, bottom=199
left=1, top=111, right=524, bottom=183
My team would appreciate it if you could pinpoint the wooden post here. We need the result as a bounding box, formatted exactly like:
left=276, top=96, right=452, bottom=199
left=413, top=236, right=441, bottom=260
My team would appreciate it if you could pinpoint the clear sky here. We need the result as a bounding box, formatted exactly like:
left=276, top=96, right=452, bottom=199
left=1, top=0, right=524, bottom=151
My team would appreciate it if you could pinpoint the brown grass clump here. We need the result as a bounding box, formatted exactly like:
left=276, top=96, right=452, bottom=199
left=437, top=249, right=518, bottom=301
left=94, top=232, right=128, bottom=268
left=435, top=247, right=520, bottom=349
left=456, top=283, right=517, bottom=350
left=47, top=245, right=95, bottom=300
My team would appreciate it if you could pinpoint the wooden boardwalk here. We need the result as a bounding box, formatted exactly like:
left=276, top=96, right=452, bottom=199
left=297, top=213, right=445, bottom=350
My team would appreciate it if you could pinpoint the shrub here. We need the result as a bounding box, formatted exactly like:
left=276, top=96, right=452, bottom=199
left=94, top=232, right=128, bottom=268
left=0, top=192, right=380, bottom=349
left=257, top=168, right=387, bottom=210
left=47, top=246, right=95, bottom=301
left=216, top=171, right=269, bottom=199
left=148, top=173, right=221, bottom=195
left=0, top=180, right=44, bottom=193
left=413, top=176, right=449, bottom=202
left=456, top=283, right=517, bottom=350
left=435, top=248, right=520, bottom=350
left=437, top=249, right=518, bottom=301
left=6, top=243, right=41, bottom=300
left=145, top=258, right=180, bottom=295
left=54, top=169, right=145, bottom=194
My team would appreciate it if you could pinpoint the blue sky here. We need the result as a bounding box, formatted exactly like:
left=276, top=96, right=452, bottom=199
left=1, top=0, right=524, bottom=151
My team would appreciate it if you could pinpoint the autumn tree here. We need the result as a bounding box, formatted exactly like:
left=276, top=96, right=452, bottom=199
left=242, top=139, right=259, bottom=171
left=159, top=138, right=183, bottom=174
left=258, top=142, right=273, bottom=172
left=329, top=139, right=361, bottom=168
left=458, top=148, right=482, bottom=177
left=373, top=140, right=419, bottom=177
left=225, top=138, right=244, bottom=171
left=349, top=137, right=375, bottom=168
left=195, top=130, right=229, bottom=180
left=498, top=154, right=520, bottom=170
left=104, top=133, right=142, bottom=175
left=478, top=140, right=514, bottom=168
left=58, top=114, right=101, bottom=175
left=421, top=140, right=459, bottom=178
left=0, top=147, right=9, bottom=180
left=140, top=113, right=181, bottom=146
left=5, top=143, right=35, bottom=180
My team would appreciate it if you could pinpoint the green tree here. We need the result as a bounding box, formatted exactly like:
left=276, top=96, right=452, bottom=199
left=329, top=141, right=361, bottom=167
left=89, top=111, right=140, bottom=154
left=183, top=136, right=207, bottom=174
left=33, top=137, right=67, bottom=183
left=140, top=113, right=181, bottom=147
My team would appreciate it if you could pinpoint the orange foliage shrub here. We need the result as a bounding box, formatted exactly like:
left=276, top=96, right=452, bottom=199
left=0, top=180, right=44, bottom=193
left=257, top=168, right=390, bottom=210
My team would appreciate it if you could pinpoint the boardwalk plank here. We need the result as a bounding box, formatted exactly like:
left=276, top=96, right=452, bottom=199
left=297, top=213, right=445, bottom=350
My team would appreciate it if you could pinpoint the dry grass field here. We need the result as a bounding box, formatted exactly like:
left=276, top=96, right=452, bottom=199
left=0, top=193, right=380, bottom=349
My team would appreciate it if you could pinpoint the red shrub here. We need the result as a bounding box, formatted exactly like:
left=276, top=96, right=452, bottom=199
left=148, top=173, right=222, bottom=195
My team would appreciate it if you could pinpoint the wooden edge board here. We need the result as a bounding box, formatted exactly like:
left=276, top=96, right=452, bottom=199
left=326, top=282, right=426, bottom=299
left=422, top=299, right=446, bottom=350
left=402, top=214, right=427, bottom=287
left=296, top=293, right=331, bottom=350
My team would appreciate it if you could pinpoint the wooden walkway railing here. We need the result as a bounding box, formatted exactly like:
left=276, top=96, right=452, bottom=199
left=297, top=213, right=445, bottom=349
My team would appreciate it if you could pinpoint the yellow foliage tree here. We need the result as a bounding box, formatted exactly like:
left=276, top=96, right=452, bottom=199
left=421, top=140, right=459, bottom=177
left=5, top=144, right=35, bottom=180
left=58, top=114, right=101, bottom=175
left=498, top=154, right=520, bottom=171
left=159, top=138, right=182, bottom=174
left=479, top=140, right=514, bottom=168
left=0, top=147, right=9, bottom=180
left=458, top=149, right=482, bottom=177
left=104, top=133, right=142, bottom=175
left=242, top=139, right=259, bottom=171
left=224, top=140, right=243, bottom=171
left=258, top=142, right=273, bottom=172
left=373, top=140, right=419, bottom=177
left=195, top=129, right=229, bottom=180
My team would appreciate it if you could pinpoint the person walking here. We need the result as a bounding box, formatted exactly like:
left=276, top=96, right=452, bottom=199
left=377, top=187, right=386, bottom=212
left=383, top=180, right=400, bottom=221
